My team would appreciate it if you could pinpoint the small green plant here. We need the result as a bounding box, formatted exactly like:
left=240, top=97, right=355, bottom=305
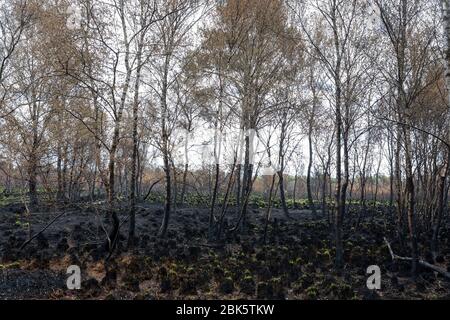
left=305, top=285, right=319, bottom=299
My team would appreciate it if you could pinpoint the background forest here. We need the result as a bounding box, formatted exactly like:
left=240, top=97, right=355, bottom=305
left=0, top=0, right=449, bottom=300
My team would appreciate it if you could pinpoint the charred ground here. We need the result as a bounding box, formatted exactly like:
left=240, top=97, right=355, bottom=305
left=0, top=199, right=449, bottom=300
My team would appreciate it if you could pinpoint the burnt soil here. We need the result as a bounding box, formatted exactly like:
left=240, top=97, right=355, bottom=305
left=0, top=201, right=449, bottom=300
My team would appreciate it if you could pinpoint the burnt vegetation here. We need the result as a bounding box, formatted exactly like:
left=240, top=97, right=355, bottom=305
left=0, top=0, right=449, bottom=300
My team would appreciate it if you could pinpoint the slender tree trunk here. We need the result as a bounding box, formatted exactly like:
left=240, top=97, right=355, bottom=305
left=217, top=159, right=237, bottom=240
left=107, top=147, right=120, bottom=252
left=395, top=127, right=404, bottom=239
left=209, top=163, right=220, bottom=232
left=57, top=143, right=63, bottom=201
left=341, top=104, right=350, bottom=224
left=28, top=153, right=38, bottom=208
left=235, top=127, right=244, bottom=216
left=241, top=134, right=250, bottom=222
left=128, top=35, right=144, bottom=248
left=263, top=173, right=277, bottom=243
left=331, top=6, right=344, bottom=268
left=307, top=126, right=316, bottom=214
left=278, top=170, right=289, bottom=216
left=106, top=1, right=132, bottom=254
left=28, top=131, right=39, bottom=208
left=374, top=151, right=382, bottom=204
left=293, top=172, right=298, bottom=207
left=159, top=53, right=171, bottom=238
left=404, top=127, right=418, bottom=277
left=180, top=163, right=188, bottom=205
left=209, top=117, right=222, bottom=233
left=278, top=114, right=290, bottom=217
left=322, top=169, right=328, bottom=217
left=334, top=76, right=344, bottom=268
left=431, top=162, right=448, bottom=259
left=159, top=150, right=171, bottom=238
